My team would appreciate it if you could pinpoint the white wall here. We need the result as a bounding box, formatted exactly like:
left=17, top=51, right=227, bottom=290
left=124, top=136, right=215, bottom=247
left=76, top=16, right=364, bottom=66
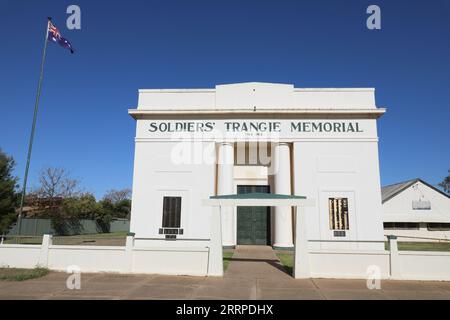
left=136, top=83, right=377, bottom=110
left=383, top=181, right=450, bottom=217
left=132, top=247, right=208, bottom=276
left=293, top=88, right=376, bottom=109
left=308, top=250, right=390, bottom=279
left=398, top=251, right=450, bottom=280
left=2, top=237, right=450, bottom=280
left=130, top=140, right=215, bottom=242
left=215, top=83, right=294, bottom=109
left=293, top=140, right=385, bottom=250
left=0, top=245, right=43, bottom=268
left=0, top=239, right=211, bottom=276
left=48, top=246, right=126, bottom=272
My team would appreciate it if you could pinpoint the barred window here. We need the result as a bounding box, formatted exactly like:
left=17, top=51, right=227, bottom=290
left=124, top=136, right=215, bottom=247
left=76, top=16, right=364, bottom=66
left=328, top=198, right=349, bottom=230
left=162, top=196, right=181, bottom=228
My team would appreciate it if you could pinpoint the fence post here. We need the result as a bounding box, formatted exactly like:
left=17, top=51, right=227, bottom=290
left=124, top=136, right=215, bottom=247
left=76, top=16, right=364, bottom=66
left=294, top=205, right=311, bottom=279
left=38, top=234, right=52, bottom=268
left=207, top=206, right=223, bottom=276
left=388, top=235, right=401, bottom=279
left=125, top=233, right=134, bottom=273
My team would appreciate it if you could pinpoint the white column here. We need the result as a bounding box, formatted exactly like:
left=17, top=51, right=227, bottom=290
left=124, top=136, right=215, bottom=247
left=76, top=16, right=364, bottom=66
left=217, top=142, right=235, bottom=247
left=273, top=142, right=294, bottom=248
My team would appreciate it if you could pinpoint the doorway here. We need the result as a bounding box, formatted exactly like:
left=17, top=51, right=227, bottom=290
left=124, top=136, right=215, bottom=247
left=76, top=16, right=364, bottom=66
left=236, top=185, right=271, bottom=245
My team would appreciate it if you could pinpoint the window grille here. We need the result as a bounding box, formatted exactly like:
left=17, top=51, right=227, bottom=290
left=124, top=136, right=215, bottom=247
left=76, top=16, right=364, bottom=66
left=329, top=197, right=349, bottom=230
left=162, top=196, right=181, bottom=228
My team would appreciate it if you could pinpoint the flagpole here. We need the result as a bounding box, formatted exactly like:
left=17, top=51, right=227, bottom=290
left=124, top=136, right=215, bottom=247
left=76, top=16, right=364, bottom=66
left=17, top=17, right=52, bottom=235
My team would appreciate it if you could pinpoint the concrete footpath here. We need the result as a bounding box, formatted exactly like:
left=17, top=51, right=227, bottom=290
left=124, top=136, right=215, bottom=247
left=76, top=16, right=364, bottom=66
left=1, top=245, right=450, bottom=300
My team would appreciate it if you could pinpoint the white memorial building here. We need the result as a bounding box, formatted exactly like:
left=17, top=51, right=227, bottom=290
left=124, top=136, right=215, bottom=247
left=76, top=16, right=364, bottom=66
left=128, top=82, right=386, bottom=250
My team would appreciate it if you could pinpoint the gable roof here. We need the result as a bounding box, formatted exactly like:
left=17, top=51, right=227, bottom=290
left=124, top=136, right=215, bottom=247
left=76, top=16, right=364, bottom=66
left=381, top=178, right=449, bottom=203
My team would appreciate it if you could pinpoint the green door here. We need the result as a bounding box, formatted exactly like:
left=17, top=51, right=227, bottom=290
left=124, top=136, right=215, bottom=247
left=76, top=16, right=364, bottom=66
left=237, top=185, right=271, bottom=245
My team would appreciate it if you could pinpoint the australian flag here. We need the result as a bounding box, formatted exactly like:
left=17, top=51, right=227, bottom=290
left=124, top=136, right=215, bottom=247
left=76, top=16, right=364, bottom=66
left=47, top=21, right=74, bottom=54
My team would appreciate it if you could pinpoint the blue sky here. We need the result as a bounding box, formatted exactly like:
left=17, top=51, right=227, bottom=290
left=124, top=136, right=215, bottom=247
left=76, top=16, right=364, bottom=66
left=1, top=0, right=449, bottom=198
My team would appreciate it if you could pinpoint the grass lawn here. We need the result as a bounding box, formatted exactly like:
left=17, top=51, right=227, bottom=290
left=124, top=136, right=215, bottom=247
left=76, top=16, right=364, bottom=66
left=2, top=236, right=43, bottom=245
left=53, top=231, right=127, bottom=246
left=276, top=252, right=293, bottom=275
left=0, top=267, right=49, bottom=281
left=67, top=231, right=128, bottom=238
left=386, top=241, right=450, bottom=252
left=223, top=251, right=234, bottom=271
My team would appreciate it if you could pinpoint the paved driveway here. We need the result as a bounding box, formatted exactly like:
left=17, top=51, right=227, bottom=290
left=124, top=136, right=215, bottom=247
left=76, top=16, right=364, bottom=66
left=1, top=246, right=450, bottom=300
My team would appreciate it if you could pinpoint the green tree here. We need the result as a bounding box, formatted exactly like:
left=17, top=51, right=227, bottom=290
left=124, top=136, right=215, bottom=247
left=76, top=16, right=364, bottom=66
left=97, top=199, right=115, bottom=232
left=438, top=170, right=450, bottom=194
left=101, top=188, right=131, bottom=219
left=111, top=199, right=131, bottom=219
left=0, top=149, right=18, bottom=234
left=60, top=193, right=100, bottom=219
left=57, top=193, right=119, bottom=233
left=52, top=193, right=101, bottom=235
